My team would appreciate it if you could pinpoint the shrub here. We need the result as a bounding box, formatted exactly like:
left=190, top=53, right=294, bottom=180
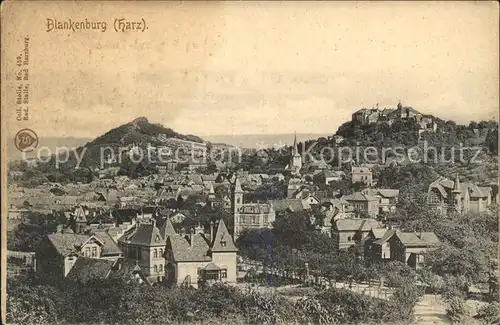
left=476, top=302, right=500, bottom=325
left=315, top=288, right=392, bottom=324
left=446, top=296, right=469, bottom=323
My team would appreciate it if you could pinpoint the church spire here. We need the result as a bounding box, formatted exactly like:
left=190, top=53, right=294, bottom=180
left=233, top=177, right=243, bottom=193
left=293, top=131, right=298, bottom=155
left=453, top=173, right=461, bottom=192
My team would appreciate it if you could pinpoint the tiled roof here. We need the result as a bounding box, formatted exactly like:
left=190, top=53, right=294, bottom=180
left=373, top=229, right=396, bottom=245
left=371, top=228, right=390, bottom=239
left=202, top=175, right=218, bottom=182
left=66, top=257, right=115, bottom=283
left=186, top=175, right=204, bottom=185
left=272, top=199, right=310, bottom=212
left=430, top=176, right=491, bottom=199
left=115, top=208, right=138, bottom=220
left=108, top=258, right=151, bottom=285
left=124, top=223, right=165, bottom=247
left=335, top=218, right=381, bottom=231
left=47, top=232, right=93, bottom=256
left=93, top=230, right=122, bottom=256
left=159, top=218, right=177, bottom=239
left=344, top=192, right=378, bottom=202
left=210, top=220, right=238, bottom=253
left=395, top=231, right=440, bottom=247
left=87, top=212, right=114, bottom=225
left=418, top=232, right=441, bottom=245
left=166, top=233, right=211, bottom=262
left=468, top=184, right=491, bottom=198
left=376, top=189, right=400, bottom=198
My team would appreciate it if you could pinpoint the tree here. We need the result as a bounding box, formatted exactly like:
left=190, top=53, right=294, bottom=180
left=486, top=128, right=498, bottom=155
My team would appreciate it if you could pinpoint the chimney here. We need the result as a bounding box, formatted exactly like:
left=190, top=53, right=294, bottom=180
left=190, top=228, right=195, bottom=248
left=210, top=221, right=215, bottom=242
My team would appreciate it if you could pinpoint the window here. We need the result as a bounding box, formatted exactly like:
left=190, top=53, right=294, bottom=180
left=154, top=249, right=158, bottom=258
left=428, top=189, right=441, bottom=204
left=159, top=248, right=163, bottom=257
left=221, top=269, right=227, bottom=279
left=85, top=247, right=90, bottom=257
left=154, top=265, right=158, bottom=273
left=236, top=197, right=241, bottom=204
left=347, top=236, right=352, bottom=241
left=220, top=240, right=227, bottom=248
left=159, top=264, right=163, bottom=272
left=91, top=247, right=97, bottom=257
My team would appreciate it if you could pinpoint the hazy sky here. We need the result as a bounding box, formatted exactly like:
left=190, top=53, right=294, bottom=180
left=3, top=1, right=499, bottom=139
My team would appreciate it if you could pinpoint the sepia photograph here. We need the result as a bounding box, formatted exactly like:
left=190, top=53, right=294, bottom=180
left=1, top=1, right=499, bottom=325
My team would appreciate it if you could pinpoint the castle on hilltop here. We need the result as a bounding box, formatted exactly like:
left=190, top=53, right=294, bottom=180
left=351, top=101, right=437, bottom=133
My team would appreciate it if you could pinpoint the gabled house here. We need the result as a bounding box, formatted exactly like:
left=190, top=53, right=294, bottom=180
left=66, top=256, right=151, bottom=285
left=364, top=229, right=395, bottom=263
left=427, top=175, right=492, bottom=215
left=343, top=192, right=379, bottom=218
left=331, top=218, right=382, bottom=250
left=313, top=170, right=343, bottom=185
left=351, top=166, right=373, bottom=186
left=271, top=198, right=311, bottom=215
left=307, top=159, right=331, bottom=172
left=362, top=188, right=399, bottom=214
left=388, top=231, right=440, bottom=269
left=35, top=227, right=122, bottom=279
left=164, top=219, right=238, bottom=288
left=117, top=220, right=169, bottom=283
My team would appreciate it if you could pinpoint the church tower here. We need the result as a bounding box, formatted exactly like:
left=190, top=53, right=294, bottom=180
left=207, top=182, right=216, bottom=208
left=290, top=132, right=302, bottom=175
left=452, top=173, right=462, bottom=214
left=231, top=177, right=244, bottom=236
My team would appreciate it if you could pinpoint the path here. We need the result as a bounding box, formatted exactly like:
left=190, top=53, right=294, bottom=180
left=413, top=295, right=451, bottom=325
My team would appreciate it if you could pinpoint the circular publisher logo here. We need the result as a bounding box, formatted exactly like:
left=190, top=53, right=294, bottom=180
left=14, top=128, right=38, bottom=152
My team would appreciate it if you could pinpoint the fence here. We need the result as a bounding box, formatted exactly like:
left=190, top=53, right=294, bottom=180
left=238, top=258, right=394, bottom=300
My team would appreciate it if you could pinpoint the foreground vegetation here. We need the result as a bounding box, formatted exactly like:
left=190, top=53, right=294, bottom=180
left=7, top=273, right=423, bottom=325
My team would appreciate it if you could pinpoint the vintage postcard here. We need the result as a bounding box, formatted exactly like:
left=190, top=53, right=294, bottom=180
left=1, top=1, right=499, bottom=324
